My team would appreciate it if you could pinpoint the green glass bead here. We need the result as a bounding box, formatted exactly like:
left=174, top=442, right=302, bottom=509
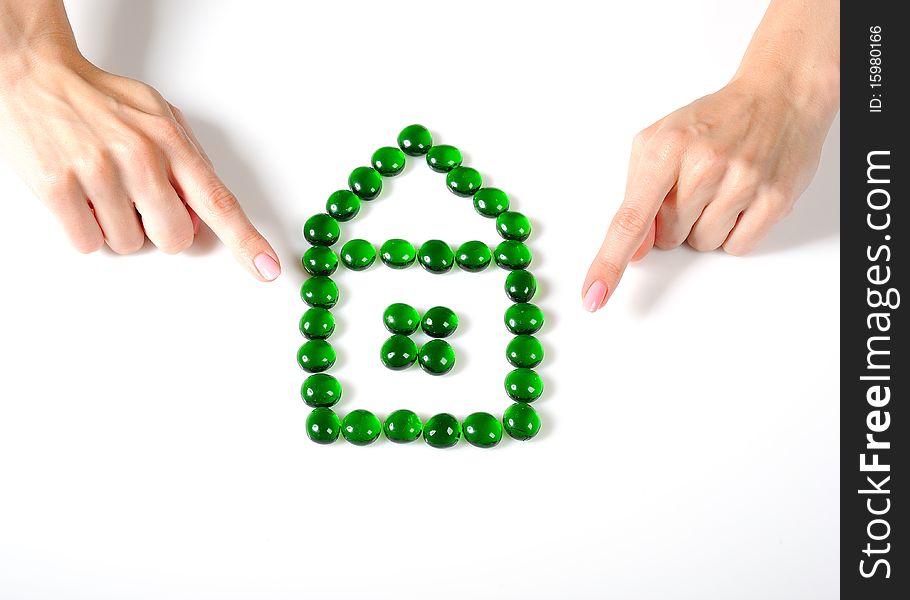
left=299, top=307, right=335, bottom=340
left=418, top=339, right=456, bottom=376
left=325, top=190, right=361, bottom=222
left=505, top=368, right=543, bottom=402
left=426, top=144, right=463, bottom=173
left=371, top=146, right=406, bottom=177
left=506, top=335, right=544, bottom=368
left=505, top=269, right=537, bottom=303
left=455, top=241, right=492, bottom=272
left=383, top=302, right=421, bottom=335
left=300, top=373, right=342, bottom=408
left=380, top=239, right=416, bottom=269
left=418, top=240, right=454, bottom=274
left=446, top=166, right=482, bottom=197
left=340, top=239, right=376, bottom=271
left=380, top=335, right=418, bottom=370
left=503, top=402, right=541, bottom=440
left=348, top=166, right=382, bottom=201
left=384, top=409, right=423, bottom=443
left=297, top=339, right=336, bottom=373
left=341, top=409, right=382, bottom=446
left=496, top=211, right=532, bottom=241
left=463, top=412, right=503, bottom=448
left=423, top=413, right=461, bottom=448
left=397, top=124, right=433, bottom=156
left=504, top=302, right=544, bottom=335
left=494, top=240, right=532, bottom=270
left=300, top=276, right=339, bottom=309
left=421, top=306, right=458, bottom=338
left=301, top=246, right=338, bottom=276
left=303, top=213, right=340, bottom=246
left=472, top=188, right=510, bottom=218
left=306, top=408, right=341, bottom=444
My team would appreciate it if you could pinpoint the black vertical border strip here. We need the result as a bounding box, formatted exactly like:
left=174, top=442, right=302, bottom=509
left=841, top=2, right=906, bottom=598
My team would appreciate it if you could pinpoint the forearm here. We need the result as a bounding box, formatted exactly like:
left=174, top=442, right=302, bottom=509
left=733, top=0, right=840, bottom=118
left=0, top=0, right=79, bottom=79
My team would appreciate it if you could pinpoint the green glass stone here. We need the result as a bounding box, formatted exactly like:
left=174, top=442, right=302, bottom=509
left=299, top=307, right=335, bottom=340
left=306, top=408, right=341, bottom=444
left=371, top=146, right=406, bottom=177
left=506, top=335, right=544, bottom=368
left=301, top=246, right=338, bottom=276
left=303, top=213, right=340, bottom=246
left=455, top=241, right=492, bottom=272
left=423, top=413, right=461, bottom=448
left=472, top=188, right=510, bottom=218
left=418, top=240, right=454, bottom=274
left=300, top=373, right=342, bottom=408
left=496, top=211, right=532, bottom=241
left=446, top=166, right=483, bottom=197
left=504, top=302, right=544, bottom=335
left=325, top=190, right=361, bottom=222
left=340, top=239, right=376, bottom=271
left=341, top=409, right=382, bottom=446
left=380, top=335, right=418, bottom=370
left=421, top=306, right=458, bottom=338
left=418, top=339, right=456, bottom=376
left=297, top=339, right=336, bottom=373
left=505, top=368, right=543, bottom=402
left=300, top=276, right=338, bottom=309
left=397, top=124, right=433, bottom=156
left=505, top=269, right=537, bottom=303
left=494, top=240, right=532, bottom=270
left=383, top=409, right=423, bottom=443
left=348, top=166, right=383, bottom=201
left=463, top=412, right=503, bottom=448
left=380, top=239, right=416, bottom=269
left=426, top=144, right=463, bottom=173
left=383, top=303, right=421, bottom=335
left=503, top=402, right=541, bottom=441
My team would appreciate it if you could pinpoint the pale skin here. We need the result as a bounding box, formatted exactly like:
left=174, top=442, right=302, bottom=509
left=0, top=0, right=281, bottom=280
left=2, top=1, right=836, bottom=292
left=581, top=0, right=840, bottom=311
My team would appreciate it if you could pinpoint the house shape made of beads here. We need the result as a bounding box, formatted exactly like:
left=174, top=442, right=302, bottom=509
left=298, top=125, right=545, bottom=449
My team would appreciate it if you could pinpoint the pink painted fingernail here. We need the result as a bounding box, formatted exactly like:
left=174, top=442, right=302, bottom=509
left=583, top=281, right=608, bottom=312
left=254, top=253, right=280, bottom=281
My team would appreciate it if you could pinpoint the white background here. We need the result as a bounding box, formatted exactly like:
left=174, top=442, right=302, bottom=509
left=0, top=1, right=839, bottom=598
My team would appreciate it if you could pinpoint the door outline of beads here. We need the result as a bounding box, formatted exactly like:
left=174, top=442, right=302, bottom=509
left=299, top=125, right=545, bottom=448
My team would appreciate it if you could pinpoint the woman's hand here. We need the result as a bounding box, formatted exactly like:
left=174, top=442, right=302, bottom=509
left=0, top=1, right=280, bottom=280
left=581, top=0, right=839, bottom=311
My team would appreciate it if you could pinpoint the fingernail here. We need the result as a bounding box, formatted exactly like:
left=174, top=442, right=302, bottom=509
left=583, top=281, right=608, bottom=312
left=254, top=253, right=280, bottom=281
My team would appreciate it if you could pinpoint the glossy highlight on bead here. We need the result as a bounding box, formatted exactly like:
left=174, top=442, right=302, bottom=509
left=381, top=335, right=419, bottom=370
left=421, top=306, right=458, bottom=338
left=473, top=187, right=509, bottom=217
left=342, top=409, right=382, bottom=446
left=301, top=276, right=339, bottom=309
left=380, top=239, right=416, bottom=269
left=301, top=373, right=342, bottom=408
left=397, top=124, right=433, bottom=156
left=297, top=339, right=337, bottom=373
left=463, top=412, right=503, bottom=448
left=505, top=368, right=543, bottom=402
left=418, top=240, right=454, bottom=274
left=455, top=241, right=492, bottom=272
left=299, top=307, right=335, bottom=340
left=340, top=239, right=376, bottom=271
left=503, top=402, right=541, bottom=440
left=307, top=408, right=341, bottom=444
left=418, top=339, right=456, bottom=375
left=303, top=213, right=340, bottom=246
left=446, top=166, right=482, bottom=197
left=384, top=409, right=423, bottom=443
left=326, top=190, right=361, bottom=222
left=302, top=246, right=338, bottom=276
left=348, top=166, right=383, bottom=201
left=371, top=146, right=406, bottom=177
left=494, top=240, right=532, bottom=270
left=426, top=144, right=463, bottom=173
left=504, top=303, right=544, bottom=335
left=424, top=413, right=461, bottom=448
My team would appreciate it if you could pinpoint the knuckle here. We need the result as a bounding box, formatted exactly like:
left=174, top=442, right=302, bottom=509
left=612, top=205, right=650, bottom=238
left=592, top=254, right=622, bottom=285
left=73, top=234, right=104, bottom=254
left=723, top=238, right=753, bottom=257
left=113, top=133, right=157, bottom=164
left=201, top=182, right=239, bottom=218
left=148, top=114, right=184, bottom=144
left=76, top=149, right=115, bottom=182
left=687, top=235, right=719, bottom=253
